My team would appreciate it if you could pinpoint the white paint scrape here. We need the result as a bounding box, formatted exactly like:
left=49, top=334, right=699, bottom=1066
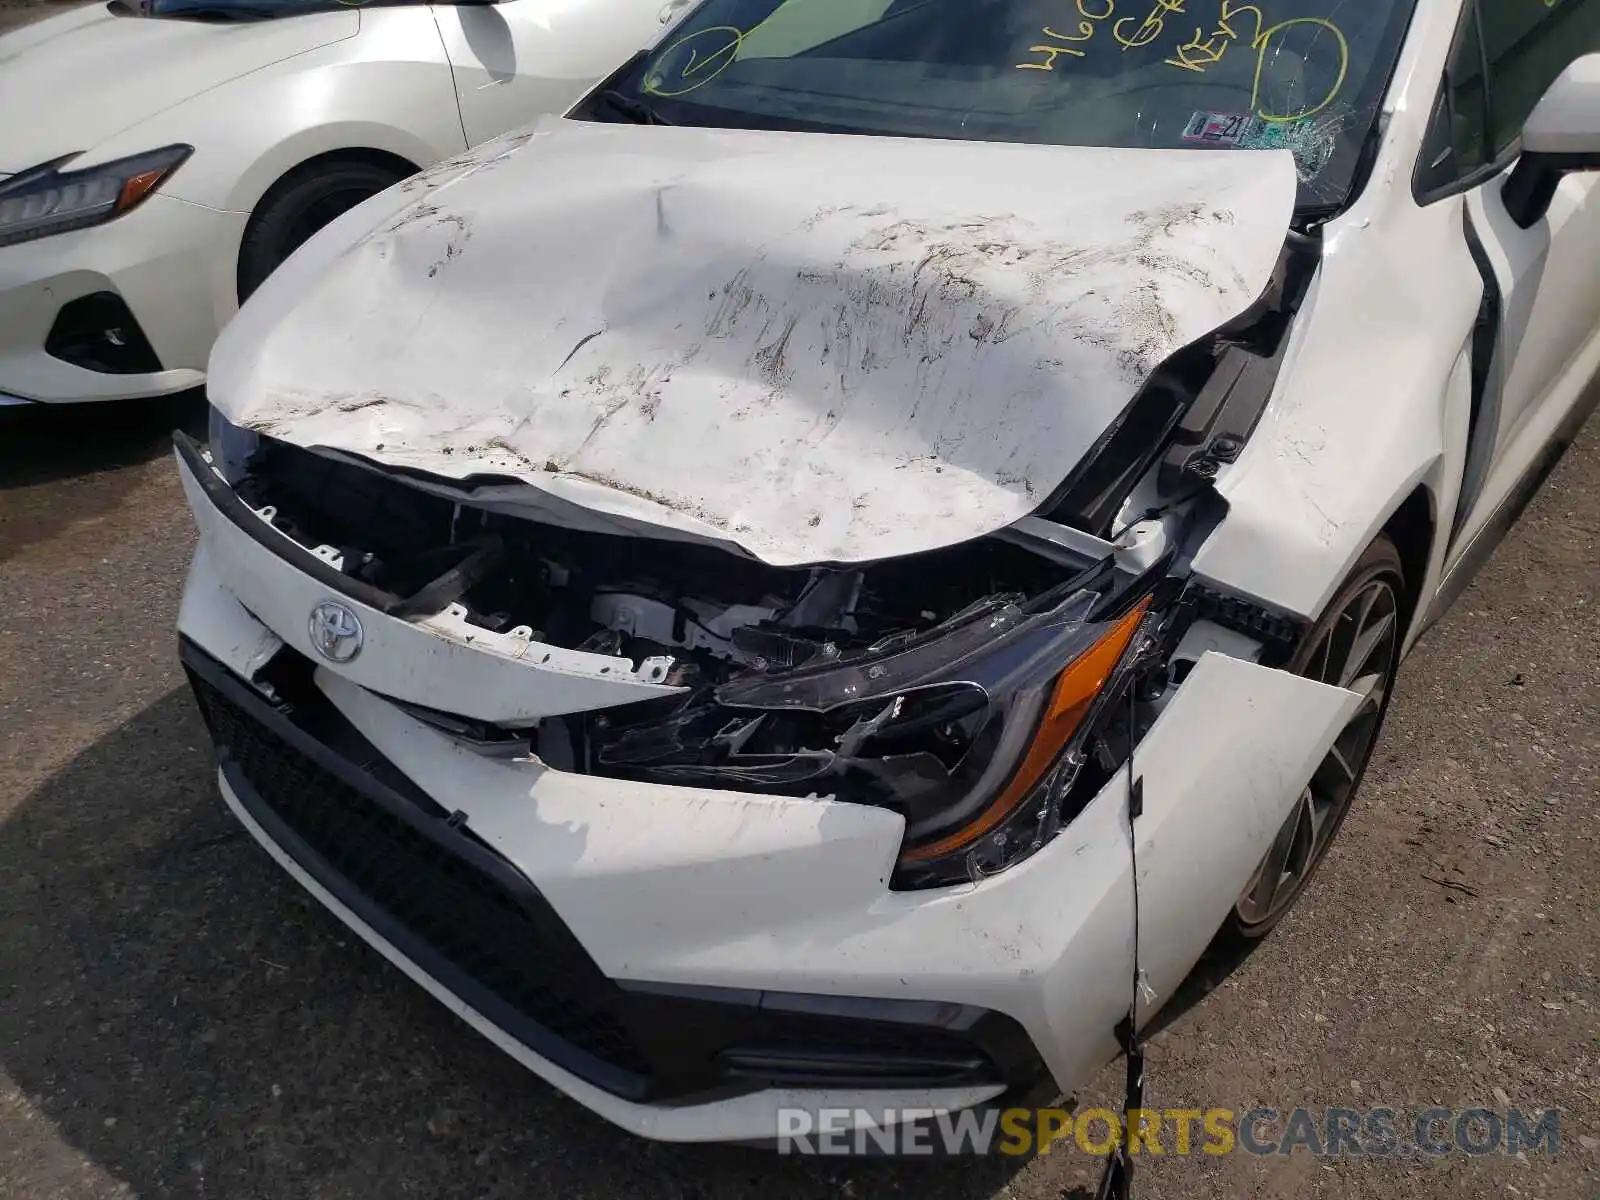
left=210, top=117, right=1296, bottom=565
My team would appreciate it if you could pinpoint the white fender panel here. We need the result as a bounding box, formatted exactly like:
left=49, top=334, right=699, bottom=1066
left=1189, top=0, right=1479, bottom=626
left=1190, top=193, right=1479, bottom=623
left=84, top=25, right=466, bottom=214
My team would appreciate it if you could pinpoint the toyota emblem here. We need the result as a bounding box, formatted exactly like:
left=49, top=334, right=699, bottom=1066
left=308, top=600, right=364, bottom=663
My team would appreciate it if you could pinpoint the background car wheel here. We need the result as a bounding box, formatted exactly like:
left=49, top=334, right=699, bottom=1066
left=1223, top=534, right=1407, bottom=941
left=237, top=158, right=411, bottom=303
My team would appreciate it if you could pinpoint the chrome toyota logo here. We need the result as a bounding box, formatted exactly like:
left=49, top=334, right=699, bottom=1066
left=308, top=600, right=364, bottom=663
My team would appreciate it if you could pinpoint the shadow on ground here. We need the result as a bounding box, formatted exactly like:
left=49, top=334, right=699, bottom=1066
left=0, top=690, right=1039, bottom=1198
left=0, top=393, right=207, bottom=491
left=0, top=394, right=208, bottom=562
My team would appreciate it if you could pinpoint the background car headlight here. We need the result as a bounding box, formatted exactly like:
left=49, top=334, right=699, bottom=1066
left=0, top=145, right=192, bottom=248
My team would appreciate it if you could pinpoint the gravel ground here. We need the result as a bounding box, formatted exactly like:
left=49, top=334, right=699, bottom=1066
left=0, top=6, right=1597, bottom=1196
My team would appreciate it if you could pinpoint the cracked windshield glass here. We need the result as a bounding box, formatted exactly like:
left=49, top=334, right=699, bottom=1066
left=609, top=0, right=1418, bottom=206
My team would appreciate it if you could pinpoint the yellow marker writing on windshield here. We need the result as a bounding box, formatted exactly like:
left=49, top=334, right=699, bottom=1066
left=1251, top=16, right=1348, bottom=121
left=1016, top=0, right=1117, bottom=70
left=1166, top=2, right=1264, bottom=72
left=1162, top=6, right=1348, bottom=122
left=1216, top=0, right=1265, bottom=42
left=1115, top=0, right=1186, bottom=51
left=644, top=25, right=745, bottom=96
left=1016, top=38, right=1084, bottom=70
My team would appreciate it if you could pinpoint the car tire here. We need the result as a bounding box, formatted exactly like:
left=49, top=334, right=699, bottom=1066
left=237, top=159, right=410, bottom=303
left=1219, top=534, right=1407, bottom=943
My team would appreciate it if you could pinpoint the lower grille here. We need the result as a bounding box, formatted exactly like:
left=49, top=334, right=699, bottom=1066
left=45, top=292, right=163, bottom=375
left=184, top=648, right=652, bottom=1089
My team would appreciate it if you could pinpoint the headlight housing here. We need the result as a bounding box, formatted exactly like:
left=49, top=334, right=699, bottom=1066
left=587, top=567, right=1162, bottom=891
left=207, top=403, right=262, bottom=485
left=0, top=144, right=192, bottom=249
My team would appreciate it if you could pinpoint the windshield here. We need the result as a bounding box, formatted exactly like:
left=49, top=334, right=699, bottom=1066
left=599, top=0, right=1419, bottom=208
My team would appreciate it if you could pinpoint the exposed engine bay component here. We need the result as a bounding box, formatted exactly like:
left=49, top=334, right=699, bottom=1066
left=586, top=576, right=861, bottom=674
left=1046, top=229, right=1324, bottom=539
left=1187, top=584, right=1306, bottom=663
left=215, top=432, right=1182, bottom=890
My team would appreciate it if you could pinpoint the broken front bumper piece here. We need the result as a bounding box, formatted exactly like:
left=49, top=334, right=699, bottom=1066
left=174, top=444, right=1358, bottom=1142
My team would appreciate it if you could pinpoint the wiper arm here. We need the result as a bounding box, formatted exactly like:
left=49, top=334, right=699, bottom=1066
left=594, top=89, right=671, bottom=126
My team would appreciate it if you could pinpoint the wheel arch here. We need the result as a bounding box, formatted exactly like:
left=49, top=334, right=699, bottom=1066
left=240, top=144, right=421, bottom=244
left=238, top=142, right=422, bottom=233
left=257, top=146, right=421, bottom=194
left=234, top=145, right=422, bottom=305
left=1379, top=482, right=1438, bottom=648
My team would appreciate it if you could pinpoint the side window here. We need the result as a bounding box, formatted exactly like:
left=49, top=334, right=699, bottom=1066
left=1452, top=6, right=1492, bottom=174
left=1416, top=3, right=1491, bottom=195
left=1417, top=0, right=1600, bottom=198
left=1478, top=0, right=1600, bottom=153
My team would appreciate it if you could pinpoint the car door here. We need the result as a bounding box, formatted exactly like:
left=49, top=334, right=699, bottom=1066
left=1421, top=0, right=1600, bottom=550
left=430, top=0, right=672, bottom=147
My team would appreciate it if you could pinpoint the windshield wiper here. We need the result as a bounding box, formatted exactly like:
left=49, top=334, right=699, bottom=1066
left=594, top=90, right=670, bottom=127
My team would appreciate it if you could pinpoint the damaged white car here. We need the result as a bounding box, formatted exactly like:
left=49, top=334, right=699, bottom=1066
left=175, top=0, right=1600, bottom=1143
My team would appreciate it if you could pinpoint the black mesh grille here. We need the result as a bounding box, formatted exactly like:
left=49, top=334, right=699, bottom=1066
left=187, top=668, right=651, bottom=1080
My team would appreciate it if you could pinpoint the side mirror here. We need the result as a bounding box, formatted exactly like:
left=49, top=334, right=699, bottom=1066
left=1504, top=53, right=1600, bottom=228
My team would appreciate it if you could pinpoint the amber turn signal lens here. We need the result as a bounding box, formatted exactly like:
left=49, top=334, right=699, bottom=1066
left=899, top=598, right=1151, bottom=864
left=116, top=169, right=168, bottom=213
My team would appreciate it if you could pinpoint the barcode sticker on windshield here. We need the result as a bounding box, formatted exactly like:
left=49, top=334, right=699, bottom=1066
left=1182, top=111, right=1255, bottom=145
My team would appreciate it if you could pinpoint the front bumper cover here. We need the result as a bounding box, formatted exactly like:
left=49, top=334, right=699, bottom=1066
left=183, top=636, right=1044, bottom=1106
left=0, top=194, right=243, bottom=403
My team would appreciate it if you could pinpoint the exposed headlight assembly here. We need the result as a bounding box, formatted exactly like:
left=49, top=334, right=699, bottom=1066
left=588, top=563, right=1165, bottom=891
left=0, top=145, right=192, bottom=248
left=207, top=404, right=261, bottom=485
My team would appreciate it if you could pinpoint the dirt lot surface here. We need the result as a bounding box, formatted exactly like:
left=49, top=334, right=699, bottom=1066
left=1, top=4, right=1597, bottom=1196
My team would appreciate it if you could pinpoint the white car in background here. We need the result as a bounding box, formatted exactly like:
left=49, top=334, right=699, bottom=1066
left=177, top=0, right=1600, bottom=1151
left=0, top=0, right=677, bottom=407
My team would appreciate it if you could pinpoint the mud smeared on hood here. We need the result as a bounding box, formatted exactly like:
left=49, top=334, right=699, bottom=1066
left=210, top=117, right=1297, bottom=566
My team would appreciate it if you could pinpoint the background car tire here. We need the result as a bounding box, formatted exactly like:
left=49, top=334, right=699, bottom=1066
left=1219, top=534, right=1407, bottom=943
left=237, top=158, right=411, bottom=303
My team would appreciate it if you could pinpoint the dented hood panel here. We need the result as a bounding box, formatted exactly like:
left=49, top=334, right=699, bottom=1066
left=210, top=117, right=1298, bottom=566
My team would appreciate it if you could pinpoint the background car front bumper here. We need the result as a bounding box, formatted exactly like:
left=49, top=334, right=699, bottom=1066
left=0, top=192, right=244, bottom=403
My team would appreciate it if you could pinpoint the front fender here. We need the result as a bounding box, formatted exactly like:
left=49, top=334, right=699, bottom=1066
left=84, top=37, right=465, bottom=215
left=84, top=37, right=465, bottom=335
left=1190, top=190, right=1481, bottom=635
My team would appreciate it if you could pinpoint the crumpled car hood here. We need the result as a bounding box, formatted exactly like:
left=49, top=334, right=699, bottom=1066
left=210, top=117, right=1297, bottom=566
